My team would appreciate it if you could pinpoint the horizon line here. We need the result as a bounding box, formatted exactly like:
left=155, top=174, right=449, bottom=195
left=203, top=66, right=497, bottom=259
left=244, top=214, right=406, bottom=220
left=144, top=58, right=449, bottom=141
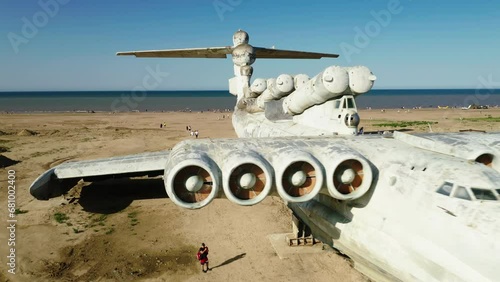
left=1, top=88, right=500, bottom=92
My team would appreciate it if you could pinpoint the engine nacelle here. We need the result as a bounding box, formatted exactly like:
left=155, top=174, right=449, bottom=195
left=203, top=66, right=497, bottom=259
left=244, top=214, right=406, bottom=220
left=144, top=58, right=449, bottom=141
left=275, top=150, right=324, bottom=203
left=164, top=148, right=221, bottom=209
left=324, top=151, right=373, bottom=200
left=222, top=150, right=274, bottom=205
left=163, top=138, right=375, bottom=209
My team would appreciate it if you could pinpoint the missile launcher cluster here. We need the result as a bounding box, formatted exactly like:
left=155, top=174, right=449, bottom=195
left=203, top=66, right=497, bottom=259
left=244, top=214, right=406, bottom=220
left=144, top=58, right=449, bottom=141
left=243, top=65, right=376, bottom=116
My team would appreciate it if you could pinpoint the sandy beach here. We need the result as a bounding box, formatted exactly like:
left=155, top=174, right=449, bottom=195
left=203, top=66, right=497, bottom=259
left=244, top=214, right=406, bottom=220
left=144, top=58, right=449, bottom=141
left=1, top=108, right=499, bottom=281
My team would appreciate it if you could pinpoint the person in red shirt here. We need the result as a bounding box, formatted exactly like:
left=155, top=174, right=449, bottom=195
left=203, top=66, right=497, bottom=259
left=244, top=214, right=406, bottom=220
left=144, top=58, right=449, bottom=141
left=197, top=243, right=209, bottom=272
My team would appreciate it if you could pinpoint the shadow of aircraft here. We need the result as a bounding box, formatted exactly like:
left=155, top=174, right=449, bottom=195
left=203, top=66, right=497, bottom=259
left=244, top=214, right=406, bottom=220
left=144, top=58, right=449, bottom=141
left=78, top=178, right=167, bottom=214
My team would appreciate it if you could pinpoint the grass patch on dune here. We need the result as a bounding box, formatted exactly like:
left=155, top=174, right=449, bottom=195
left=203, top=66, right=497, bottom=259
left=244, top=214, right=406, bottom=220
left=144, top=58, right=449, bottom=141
left=373, top=121, right=437, bottom=127
left=14, top=209, right=28, bottom=214
left=54, top=212, right=69, bottom=223
left=105, top=227, right=115, bottom=235
left=460, top=116, right=500, bottom=122
left=128, top=211, right=139, bottom=228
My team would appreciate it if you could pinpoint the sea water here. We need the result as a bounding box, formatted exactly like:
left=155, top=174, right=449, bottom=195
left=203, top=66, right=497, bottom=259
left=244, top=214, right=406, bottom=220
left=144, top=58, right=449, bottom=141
left=0, top=89, right=498, bottom=112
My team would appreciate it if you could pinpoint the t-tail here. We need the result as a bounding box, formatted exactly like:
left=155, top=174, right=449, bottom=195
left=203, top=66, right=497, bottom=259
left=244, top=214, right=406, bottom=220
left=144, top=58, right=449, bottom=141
left=117, top=30, right=376, bottom=136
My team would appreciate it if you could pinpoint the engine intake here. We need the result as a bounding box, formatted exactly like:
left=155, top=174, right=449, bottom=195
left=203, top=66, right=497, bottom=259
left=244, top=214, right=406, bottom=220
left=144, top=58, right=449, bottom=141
left=164, top=151, right=220, bottom=209
left=223, top=151, right=273, bottom=205
left=327, top=154, right=373, bottom=200
left=276, top=151, right=324, bottom=203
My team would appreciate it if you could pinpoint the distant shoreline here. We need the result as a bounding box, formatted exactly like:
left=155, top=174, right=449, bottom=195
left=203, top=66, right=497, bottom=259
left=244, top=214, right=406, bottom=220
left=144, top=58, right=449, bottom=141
left=1, top=106, right=499, bottom=115
left=1, top=88, right=499, bottom=93
left=1, top=89, right=499, bottom=112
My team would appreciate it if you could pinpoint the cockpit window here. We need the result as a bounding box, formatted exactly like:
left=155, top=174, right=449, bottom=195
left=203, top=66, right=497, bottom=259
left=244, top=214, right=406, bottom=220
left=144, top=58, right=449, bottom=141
left=333, top=100, right=341, bottom=109
left=437, top=182, right=453, bottom=196
left=347, top=98, right=356, bottom=109
left=471, top=188, right=498, bottom=201
left=452, top=186, right=471, bottom=201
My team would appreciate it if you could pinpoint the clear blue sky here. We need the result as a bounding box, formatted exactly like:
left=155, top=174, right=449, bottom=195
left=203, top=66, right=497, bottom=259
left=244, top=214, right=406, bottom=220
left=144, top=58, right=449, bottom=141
left=1, top=0, right=499, bottom=91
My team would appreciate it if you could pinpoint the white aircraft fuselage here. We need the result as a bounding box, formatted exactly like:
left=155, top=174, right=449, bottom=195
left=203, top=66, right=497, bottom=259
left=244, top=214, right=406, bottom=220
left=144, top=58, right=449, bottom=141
left=231, top=99, right=500, bottom=281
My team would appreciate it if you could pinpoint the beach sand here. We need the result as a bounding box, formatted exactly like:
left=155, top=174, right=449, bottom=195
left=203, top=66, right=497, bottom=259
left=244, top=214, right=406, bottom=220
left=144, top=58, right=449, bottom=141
left=0, top=108, right=499, bottom=281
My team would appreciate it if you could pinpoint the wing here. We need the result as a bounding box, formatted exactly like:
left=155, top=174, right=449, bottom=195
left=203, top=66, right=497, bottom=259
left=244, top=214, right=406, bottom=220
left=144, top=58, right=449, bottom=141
left=116, top=47, right=233, bottom=58
left=30, top=151, right=169, bottom=200
left=253, top=47, right=339, bottom=59
left=394, top=131, right=500, bottom=163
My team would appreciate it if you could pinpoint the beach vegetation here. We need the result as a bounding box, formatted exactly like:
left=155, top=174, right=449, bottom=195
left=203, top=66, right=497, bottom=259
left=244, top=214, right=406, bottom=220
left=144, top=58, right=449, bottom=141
left=127, top=211, right=138, bottom=219
left=460, top=116, right=500, bottom=122
left=14, top=208, right=28, bottom=214
left=373, top=121, right=437, bottom=127
left=73, top=228, right=83, bottom=234
left=128, top=211, right=139, bottom=227
left=54, top=212, right=69, bottom=223
left=87, top=213, right=108, bottom=227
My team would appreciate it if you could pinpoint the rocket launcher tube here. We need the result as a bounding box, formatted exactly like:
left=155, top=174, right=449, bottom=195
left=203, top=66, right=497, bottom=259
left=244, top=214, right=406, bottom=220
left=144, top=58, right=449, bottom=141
left=282, top=66, right=349, bottom=115
left=346, top=66, right=377, bottom=94
left=256, top=74, right=294, bottom=109
left=250, top=78, right=267, bottom=95
left=293, top=74, right=310, bottom=90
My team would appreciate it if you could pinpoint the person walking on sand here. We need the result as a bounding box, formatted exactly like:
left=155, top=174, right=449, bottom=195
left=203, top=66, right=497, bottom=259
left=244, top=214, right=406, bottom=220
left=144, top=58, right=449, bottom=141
left=197, top=243, right=209, bottom=272
left=194, top=130, right=199, bottom=139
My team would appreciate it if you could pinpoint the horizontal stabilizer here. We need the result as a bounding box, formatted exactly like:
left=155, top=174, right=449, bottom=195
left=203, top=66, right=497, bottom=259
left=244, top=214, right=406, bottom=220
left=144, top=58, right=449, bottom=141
left=254, top=47, right=339, bottom=59
left=116, top=47, right=233, bottom=58
left=117, top=46, right=338, bottom=59
left=30, top=151, right=170, bottom=200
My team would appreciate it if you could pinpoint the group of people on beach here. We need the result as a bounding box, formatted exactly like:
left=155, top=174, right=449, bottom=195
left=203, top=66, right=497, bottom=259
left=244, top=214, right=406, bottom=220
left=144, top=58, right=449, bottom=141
left=186, top=125, right=199, bottom=138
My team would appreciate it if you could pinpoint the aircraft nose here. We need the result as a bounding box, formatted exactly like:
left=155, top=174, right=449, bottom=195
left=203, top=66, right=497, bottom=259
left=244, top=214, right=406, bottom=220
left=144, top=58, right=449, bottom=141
left=344, top=112, right=360, bottom=127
